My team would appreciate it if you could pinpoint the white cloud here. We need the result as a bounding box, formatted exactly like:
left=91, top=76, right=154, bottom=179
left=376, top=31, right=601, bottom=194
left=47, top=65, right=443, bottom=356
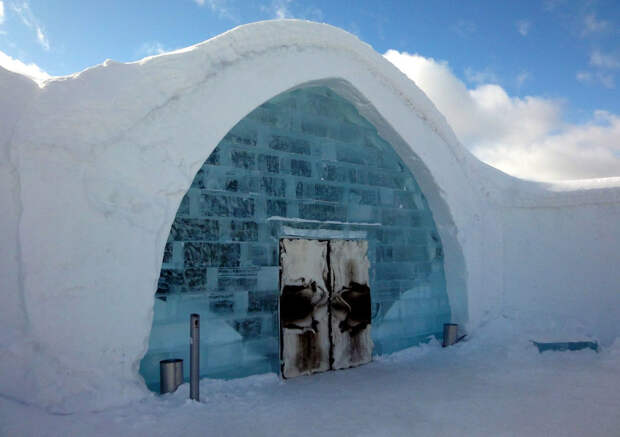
left=464, top=67, right=498, bottom=85
left=474, top=111, right=620, bottom=181
left=590, top=50, right=620, bottom=70
left=384, top=50, right=620, bottom=181
left=576, top=71, right=592, bottom=83
left=453, top=19, right=476, bottom=37
left=194, top=0, right=238, bottom=21
left=596, top=72, right=615, bottom=89
left=260, top=0, right=322, bottom=21
left=260, top=0, right=292, bottom=19
left=300, top=5, right=323, bottom=21
left=516, top=20, right=531, bottom=36
left=0, top=1, right=5, bottom=25
left=576, top=70, right=615, bottom=89
left=11, top=1, right=50, bottom=51
left=139, top=41, right=166, bottom=57
left=0, top=49, right=50, bottom=85
left=516, top=71, right=531, bottom=87
left=582, top=13, right=609, bottom=36
left=274, top=0, right=292, bottom=19
left=36, top=27, right=49, bottom=51
left=585, top=50, right=619, bottom=88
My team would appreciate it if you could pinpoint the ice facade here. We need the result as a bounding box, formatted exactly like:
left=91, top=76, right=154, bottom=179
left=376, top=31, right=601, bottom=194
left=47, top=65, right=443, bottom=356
left=140, top=86, right=450, bottom=391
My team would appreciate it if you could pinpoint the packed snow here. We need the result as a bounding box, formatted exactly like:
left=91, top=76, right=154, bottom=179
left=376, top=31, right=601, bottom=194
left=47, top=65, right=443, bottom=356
left=2, top=321, right=618, bottom=436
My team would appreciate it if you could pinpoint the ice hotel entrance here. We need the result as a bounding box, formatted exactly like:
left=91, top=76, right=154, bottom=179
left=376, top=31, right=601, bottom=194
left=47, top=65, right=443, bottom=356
left=7, top=21, right=619, bottom=413
left=280, top=238, right=372, bottom=378
left=139, top=86, right=451, bottom=391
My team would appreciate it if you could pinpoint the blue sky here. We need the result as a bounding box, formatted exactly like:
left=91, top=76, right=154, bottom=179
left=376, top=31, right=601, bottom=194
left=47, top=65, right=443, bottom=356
left=0, top=0, right=619, bottom=180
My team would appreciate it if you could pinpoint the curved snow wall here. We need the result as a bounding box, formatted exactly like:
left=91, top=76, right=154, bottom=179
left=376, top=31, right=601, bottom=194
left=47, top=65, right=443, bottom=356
left=140, top=86, right=449, bottom=390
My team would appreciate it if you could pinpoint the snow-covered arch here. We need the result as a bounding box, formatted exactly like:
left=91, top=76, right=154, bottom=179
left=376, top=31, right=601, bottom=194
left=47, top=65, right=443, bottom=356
left=138, top=81, right=464, bottom=387
left=5, top=20, right=587, bottom=412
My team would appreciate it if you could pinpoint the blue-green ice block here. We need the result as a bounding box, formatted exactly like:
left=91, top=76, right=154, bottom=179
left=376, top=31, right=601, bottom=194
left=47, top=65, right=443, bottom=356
left=141, top=86, right=450, bottom=390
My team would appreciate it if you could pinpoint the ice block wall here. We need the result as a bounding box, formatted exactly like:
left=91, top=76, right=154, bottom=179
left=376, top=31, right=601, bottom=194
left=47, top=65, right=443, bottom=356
left=140, top=86, right=450, bottom=390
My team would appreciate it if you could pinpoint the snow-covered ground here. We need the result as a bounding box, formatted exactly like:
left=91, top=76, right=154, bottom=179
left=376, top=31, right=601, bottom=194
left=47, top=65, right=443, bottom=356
left=2, top=321, right=618, bottom=437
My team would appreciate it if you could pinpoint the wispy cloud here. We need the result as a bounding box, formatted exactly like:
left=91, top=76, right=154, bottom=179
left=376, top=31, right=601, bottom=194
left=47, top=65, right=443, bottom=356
left=301, top=5, right=323, bottom=21
left=542, top=0, right=564, bottom=12
left=576, top=70, right=615, bottom=89
left=516, top=71, right=531, bottom=87
left=261, top=0, right=323, bottom=21
left=516, top=20, right=531, bottom=36
left=11, top=1, right=50, bottom=50
left=138, top=41, right=166, bottom=57
left=273, top=0, right=292, bottom=19
left=0, top=49, right=50, bottom=85
left=194, top=0, right=238, bottom=21
left=36, top=27, right=49, bottom=50
left=596, top=73, right=615, bottom=89
left=464, top=67, right=498, bottom=85
left=453, top=19, right=476, bottom=37
left=0, top=1, right=5, bottom=25
left=582, top=13, right=609, bottom=36
left=576, top=71, right=592, bottom=83
left=385, top=50, right=620, bottom=181
left=590, top=50, right=620, bottom=70
left=581, top=50, right=620, bottom=88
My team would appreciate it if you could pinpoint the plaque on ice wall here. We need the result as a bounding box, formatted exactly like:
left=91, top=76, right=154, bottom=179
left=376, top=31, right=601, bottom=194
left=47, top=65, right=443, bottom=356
left=279, top=238, right=372, bottom=378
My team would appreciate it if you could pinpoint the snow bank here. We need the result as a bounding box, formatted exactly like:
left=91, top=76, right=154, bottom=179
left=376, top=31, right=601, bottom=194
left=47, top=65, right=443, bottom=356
left=0, top=20, right=618, bottom=412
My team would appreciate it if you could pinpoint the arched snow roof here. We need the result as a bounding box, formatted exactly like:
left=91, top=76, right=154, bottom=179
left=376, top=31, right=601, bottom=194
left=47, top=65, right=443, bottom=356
left=0, top=20, right=499, bottom=411
left=3, top=20, right=619, bottom=413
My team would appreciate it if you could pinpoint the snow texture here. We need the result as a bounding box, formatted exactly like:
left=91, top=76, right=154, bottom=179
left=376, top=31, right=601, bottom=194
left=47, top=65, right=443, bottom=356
left=2, top=324, right=619, bottom=436
left=0, top=19, right=619, bottom=411
left=281, top=225, right=368, bottom=240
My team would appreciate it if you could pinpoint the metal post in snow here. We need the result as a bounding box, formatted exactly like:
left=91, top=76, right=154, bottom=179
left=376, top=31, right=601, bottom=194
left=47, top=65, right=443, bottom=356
left=190, top=313, right=200, bottom=401
left=442, top=323, right=458, bottom=347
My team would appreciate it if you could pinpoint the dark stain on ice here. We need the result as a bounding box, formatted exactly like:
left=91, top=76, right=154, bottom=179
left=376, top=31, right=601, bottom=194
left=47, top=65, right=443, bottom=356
left=349, top=330, right=365, bottom=364
left=334, top=282, right=371, bottom=335
left=280, top=281, right=316, bottom=328
left=280, top=279, right=325, bottom=374
left=296, top=330, right=322, bottom=373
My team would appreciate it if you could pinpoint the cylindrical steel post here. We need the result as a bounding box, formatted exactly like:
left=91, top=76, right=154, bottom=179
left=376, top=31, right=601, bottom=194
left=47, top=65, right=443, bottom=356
left=160, top=358, right=183, bottom=394
left=190, top=313, right=200, bottom=401
left=442, top=323, right=458, bottom=347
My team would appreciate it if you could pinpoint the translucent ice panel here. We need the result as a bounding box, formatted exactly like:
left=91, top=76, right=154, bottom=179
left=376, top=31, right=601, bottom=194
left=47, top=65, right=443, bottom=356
left=141, top=87, right=450, bottom=391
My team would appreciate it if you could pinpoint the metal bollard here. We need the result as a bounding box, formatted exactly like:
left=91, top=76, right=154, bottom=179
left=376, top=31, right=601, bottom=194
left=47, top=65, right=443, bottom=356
left=442, top=323, right=458, bottom=347
left=190, top=313, right=200, bottom=401
left=160, top=358, right=183, bottom=394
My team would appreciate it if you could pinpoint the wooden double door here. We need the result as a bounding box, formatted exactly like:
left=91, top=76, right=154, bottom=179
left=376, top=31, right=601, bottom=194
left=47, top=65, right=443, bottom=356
left=279, top=238, right=373, bottom=378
